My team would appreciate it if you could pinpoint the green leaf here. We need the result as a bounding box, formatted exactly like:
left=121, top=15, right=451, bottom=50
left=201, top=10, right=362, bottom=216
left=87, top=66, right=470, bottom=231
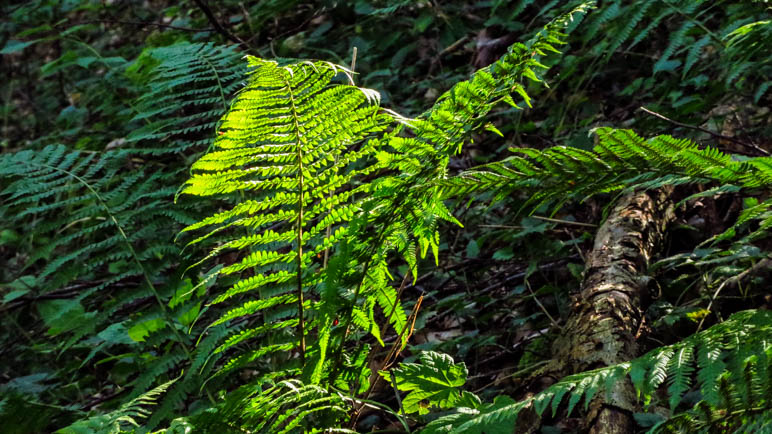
left=168, top=278, right=195, bottom=309
left=0, top=39, right=39, bottom=54
left=380, top=351, right=475, bottom=415
left=492, top=247, right=514, bottom=260
left=37, top=299, right=90, bottom=336
left=2, top=289, right=29, bottom=304
left=177, top=302, right=201, bottom=327
left=128, top=317, right=166, bottom=342
left=466, top=239, right=480, bottom=259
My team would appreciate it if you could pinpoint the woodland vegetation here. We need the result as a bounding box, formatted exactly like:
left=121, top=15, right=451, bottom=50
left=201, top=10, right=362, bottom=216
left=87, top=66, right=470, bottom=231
left=1, top=1, right=771, bottom=433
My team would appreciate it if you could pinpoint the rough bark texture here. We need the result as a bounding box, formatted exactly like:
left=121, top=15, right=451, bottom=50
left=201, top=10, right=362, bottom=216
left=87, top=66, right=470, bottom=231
left=553, top=188, right=675, bottom=434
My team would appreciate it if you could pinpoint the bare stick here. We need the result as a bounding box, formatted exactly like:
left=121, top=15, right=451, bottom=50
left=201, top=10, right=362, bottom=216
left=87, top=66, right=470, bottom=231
left=350, top=46, right=358, bottom=75
left=61, top=19, right=213, bottom=32
left=532, top=215, right=597, bottom=228
left=639, top=106, right=769, bottom=156
left=191, top=0, right=251, bottom=48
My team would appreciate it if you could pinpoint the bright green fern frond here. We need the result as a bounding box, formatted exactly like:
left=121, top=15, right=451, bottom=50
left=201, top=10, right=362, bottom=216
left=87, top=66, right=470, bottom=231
left=180, top=56, right=395, bottom=379
left=443, top=128, right=771, bottom=214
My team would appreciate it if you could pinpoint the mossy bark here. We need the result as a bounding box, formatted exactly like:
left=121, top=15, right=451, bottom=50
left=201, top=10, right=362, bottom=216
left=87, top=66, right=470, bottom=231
left=553, top=188, right=674, bottom=433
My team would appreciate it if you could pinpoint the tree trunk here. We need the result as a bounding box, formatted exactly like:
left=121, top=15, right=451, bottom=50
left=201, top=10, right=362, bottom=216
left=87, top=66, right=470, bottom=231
left=553, top=188, right=675, bottom=433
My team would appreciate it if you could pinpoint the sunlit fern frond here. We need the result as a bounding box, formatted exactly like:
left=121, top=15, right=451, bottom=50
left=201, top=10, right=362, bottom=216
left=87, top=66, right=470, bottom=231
left=442, top=128, right=771, bottom=211
left=179, top=57, right=395, bottom=382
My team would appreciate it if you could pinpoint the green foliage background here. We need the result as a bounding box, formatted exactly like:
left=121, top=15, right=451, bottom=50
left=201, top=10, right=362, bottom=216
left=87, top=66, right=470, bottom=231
left=0, top=0, right=770, bottom=432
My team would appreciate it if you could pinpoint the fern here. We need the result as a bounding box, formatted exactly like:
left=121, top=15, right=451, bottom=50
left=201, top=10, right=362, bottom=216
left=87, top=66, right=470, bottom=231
left=650, top=346, right=772, bottom=433
left=127, top=42, right=245, bottom=155
left=442, top=128, right=772, bottom=211
left=723, top=19, right=772, bottom=99
left=422, top=309, right=772, bottom=433
left=179, top=56, right=395, bottom=382
left=0, top=43, right=263, bottom=429
left=178, top=1, right=594, bottom=388
left=0, top=145, right=186, bottom=300
left=188, top=379, right=351, bottom=433
left=171, top=4, right=594, bottom=430
left=56, top=379, right=177, bottom=434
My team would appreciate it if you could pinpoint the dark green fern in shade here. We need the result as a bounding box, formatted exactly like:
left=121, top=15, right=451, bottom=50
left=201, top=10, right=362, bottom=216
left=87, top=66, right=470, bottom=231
left=0, top=145, right=186, bottom=297
left=127, top=42, right=246, bottom=156
left=420, top=309, right=772, bottom=433
left=0, top=144, right=219, bottom=428
left=0, top=44, right=253, bottom=429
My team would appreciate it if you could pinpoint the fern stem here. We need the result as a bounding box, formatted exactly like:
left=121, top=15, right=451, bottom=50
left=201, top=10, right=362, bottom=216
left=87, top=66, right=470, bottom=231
left=330, top=255, right=375, bottom=381
left=284, top=74, right=307, bottom=365
left=378, top=272, right=410, bottom=340
left=663, top=0, right=726, bottom=48
left=197, top=50, right=229, bottom=111
left=389, top=370, right=408, bottom=426
left=524, top=278, right=560, bottom=330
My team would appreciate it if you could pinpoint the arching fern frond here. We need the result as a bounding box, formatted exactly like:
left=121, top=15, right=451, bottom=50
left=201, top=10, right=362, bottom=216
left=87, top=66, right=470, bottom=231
left=187, top=379, right=352, bottom=434
left=357, top=0, right=595, bottom=284
left=0, top=144, right=210, bottom=428
left=443, top=128, right=772, bottom=211
left=0, top=145, right=185, bottom=295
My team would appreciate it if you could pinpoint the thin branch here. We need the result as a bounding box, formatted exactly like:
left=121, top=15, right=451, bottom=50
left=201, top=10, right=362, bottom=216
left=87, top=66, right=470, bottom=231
left=532, top=215, right=597, bottom=228
left=639, top=106, right=769, bottom=156
left=63, top=19, right=213, bottom=32
left=525, top=279, right=561, bottom=330
left=191, top=0, right=251, bottom=48
left=476, top=255, right=580, bottom=295
left=698, top=256, right=772, bottom=332
left=438, top=35, right=470, bottom=58
left=389, top=370, right=408, bottom=426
